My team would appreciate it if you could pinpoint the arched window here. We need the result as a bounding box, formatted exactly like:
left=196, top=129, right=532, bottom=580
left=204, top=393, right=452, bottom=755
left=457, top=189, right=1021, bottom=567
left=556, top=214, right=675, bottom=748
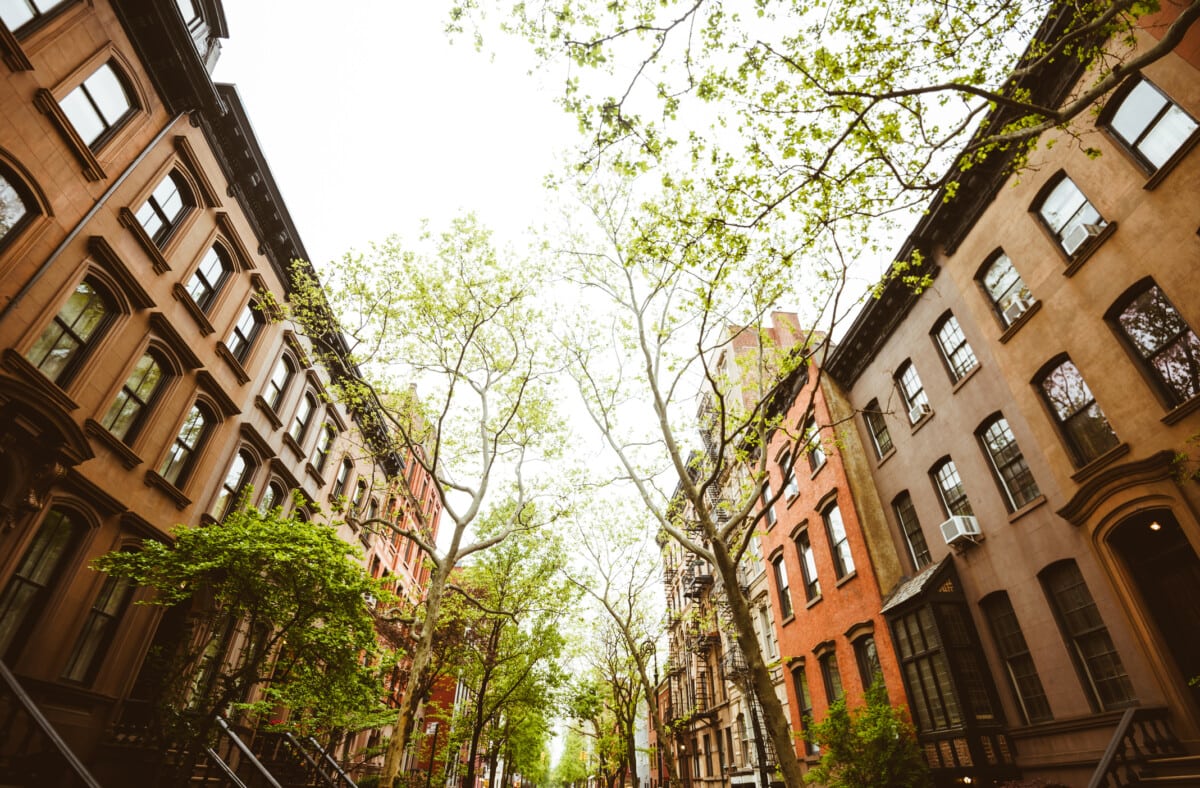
left=818, top=650, right=845, bottom=704
left=264, top=355, right=295, bottom=411
left=978, top=252, right=1034, bottom=327
left=0, top=507, right=85, bottom=660
left=290, top=392, right=317, bottom=444
left=185, top=245, right=231, bottom=312
left=931, top=458, right=973, bottom=517
left=932, top=313, right=978, bottom=381
left=58, top=61, right=135, bottom=148
left=1035, top=175, right=1106, bottom=257
left=1103, top=77, right=1198, bottom=172
left=0, top=0, right=70, bottom=33
left=1107, top=280, right=1200, bottom=409
left=894, top=360, right=930, bottom=423
left=260, top=480, right=285, bottom=511
left=211, top=449, right=255, bottom=520
left=312, top=424, right=335, bottom=473
left=853, top=634, right=883, bottom=690
left=226, top=301, right=263, bottom=362
left=159, top=404, right=209, bottom=486
left=332, top=458, right=353, bottom=499
left=62, top=550, right=136, bottom=684
left=26, top=278, right=113, bottom=384
left=101, top=351, right=166, bottom=442
left=135, top=171, right=192, bottom=244
left=0, top=166, right=34, bottom=247
left=892, top=492, right=931, bottom=570
left=1035, top=357, right=1119, bottom=466
left=977, top=415, right=1040, bottom=511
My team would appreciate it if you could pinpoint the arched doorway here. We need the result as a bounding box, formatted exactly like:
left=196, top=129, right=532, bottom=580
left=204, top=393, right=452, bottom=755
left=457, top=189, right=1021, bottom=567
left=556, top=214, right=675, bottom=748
left=1109, top=509, right=1200, bottom=710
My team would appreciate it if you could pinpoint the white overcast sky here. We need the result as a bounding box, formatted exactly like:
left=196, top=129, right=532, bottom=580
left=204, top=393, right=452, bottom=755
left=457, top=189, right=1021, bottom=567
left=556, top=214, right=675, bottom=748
left=214, top=1, right=575, bottom=268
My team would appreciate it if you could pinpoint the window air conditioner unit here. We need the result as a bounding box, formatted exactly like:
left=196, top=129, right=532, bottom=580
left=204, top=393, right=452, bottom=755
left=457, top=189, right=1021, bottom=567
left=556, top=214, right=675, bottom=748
left=1061, top=222, right=1103, bottom=255
left=364, top=593, right=378, bottom=609
left=940, top=515, right=982, bottom=547
left=908, top=401, right=932, bottom=424
left=1003, top=298, right=1032, bottom=324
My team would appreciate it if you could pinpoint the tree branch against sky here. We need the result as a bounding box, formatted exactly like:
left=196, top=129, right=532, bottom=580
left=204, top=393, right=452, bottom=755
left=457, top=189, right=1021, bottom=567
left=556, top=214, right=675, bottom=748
left=287, top=214, right=568, bottom=788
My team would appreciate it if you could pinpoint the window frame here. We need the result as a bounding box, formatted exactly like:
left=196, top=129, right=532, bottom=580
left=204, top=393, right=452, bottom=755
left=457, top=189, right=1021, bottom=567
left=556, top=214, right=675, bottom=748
left=771, top=553, right=793, bottom=620
left=0, top=162, right=37, bottom=253
left=1033, top=355, right=1121, bottom=467
left=760, top=481, right=777, bottom=527
left=100, top=349, right=167, bottom=444
left=895, top=361, right=930, bottom=424
left=0, top=0, right=72, bottom=35
left=893, top=492, right=932, bottom=570
left=931, top=312, right=979, bottom=382
left=290, top=391, right=317, bottom=445
left=1032, top=173, right=1107, bottom=259
left=264, top=354, right=296, bottom=412
left=226, top=300, right=263, bottom=362
left=332, top=458, right=353, bottom=500
left=930, top=457, right=974, bottom=518
left=210, top=448, right=256, bottom=521
left=980, top=591, right=1053, bottom=724
left=862, top=399, right=892, bottom=458
left=312, top=424, right=336, bottom=474
left=819, top=651, right=845, bottom=704
left=57, top=60, right=137, bottom=150
left=61, top=550, right=136, bottom=685
left=185, top=245, right=232, bottom=313
left=976, top=250, right=1035, bottom=329
left=853, top=634, right=883, bottom=691
left=790, top=664, right=819, bottom=756
left=1039, top=560, right=1136, bottom=712
left=976, top=414, right=1041, bottom=512
left=793, top=527, right=821, bottom=602
left=821, top=502, right=855, bottom=580
left=802, top=414, right=825, bottom=472
left=134, top=170, right=193, bottom=246
left=25, top=276, right=114, bottom=386
left=1105, top=278, right=1200, bottom=411
left=1100, top=75, right=1199, bottom=175
left=159, top=402, right=211, bottom=488
left=779, top=449, right=799, bottom=498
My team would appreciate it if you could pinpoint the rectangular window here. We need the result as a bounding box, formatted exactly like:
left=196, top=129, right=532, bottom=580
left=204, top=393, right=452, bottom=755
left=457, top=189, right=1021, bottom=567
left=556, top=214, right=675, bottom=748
left=863, top=400, right=893, bottom=457
left=1036, top=176, right=1106, bottom=256
left=795, top=530, right=821, bottom=601
left=979, top=416, right=1041, bottom=511
left=933, top=314, right=979, bottom=381
left=62, top=570, right=135, bottom=683
left=896, top=362, right=930, bottom=423
left=894, top=493, right=932, bottom=570
left=892, top=607, right=962, bottom=732
left=772, top=556, right=793, bottom=619
left=932, top=459, right=973, bottom=517
left=981, top=593, right=1053, bottom=724
left=790, top=665, right=819, bottom=756
left=854, top=635, right=883, bottom=690
left=822, top=504, right=855, bottom=579
left=780, top=451, right=799, bottom=498
left=819, top=652, right=845, bottom=704
left=803, top=416, right=825, bottom=471
left=1038, top=358, right=1120, bottom=466
left=761, top=482, right=776, bottom=527
left=1041, top=561, right=1136, bottom=711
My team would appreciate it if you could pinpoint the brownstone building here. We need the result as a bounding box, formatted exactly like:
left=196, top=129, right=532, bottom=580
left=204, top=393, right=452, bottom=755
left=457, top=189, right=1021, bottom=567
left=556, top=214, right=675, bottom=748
left=0, top=0, right=437, bottom=783
left=828, top=9, right=1200, bottom=787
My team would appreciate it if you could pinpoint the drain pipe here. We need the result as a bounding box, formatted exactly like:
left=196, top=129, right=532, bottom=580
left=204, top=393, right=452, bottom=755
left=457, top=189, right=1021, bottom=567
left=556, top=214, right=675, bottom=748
left=0, top=112, right=185, bottom=321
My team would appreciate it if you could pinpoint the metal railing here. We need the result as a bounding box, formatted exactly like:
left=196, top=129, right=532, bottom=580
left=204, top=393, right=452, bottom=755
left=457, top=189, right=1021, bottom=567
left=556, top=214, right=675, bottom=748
left=0, top=659, right=104, bottom=787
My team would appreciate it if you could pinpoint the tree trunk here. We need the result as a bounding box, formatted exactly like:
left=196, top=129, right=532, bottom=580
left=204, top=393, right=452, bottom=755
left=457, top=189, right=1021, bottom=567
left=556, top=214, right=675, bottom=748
left=710, top=535, right=805, bottom=788
left=380, top=561, right=450, bottom=788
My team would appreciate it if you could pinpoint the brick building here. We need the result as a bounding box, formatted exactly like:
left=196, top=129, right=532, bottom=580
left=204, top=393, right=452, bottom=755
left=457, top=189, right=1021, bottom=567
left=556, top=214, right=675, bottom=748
left=0, top=0, right=439, bottom=783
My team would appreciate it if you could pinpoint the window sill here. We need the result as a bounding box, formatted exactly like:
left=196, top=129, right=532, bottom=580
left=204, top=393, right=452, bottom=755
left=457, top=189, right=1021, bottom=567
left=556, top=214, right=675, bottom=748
left=1070, top=442, right=1131, bottom=483
left=216, top=342, right=251, bottom=385
left=282, top=432, right=305, bottom=460
left=118, top=207, right=171, bottom=274
left=780, top=613, right=796, bottom=627
left=254, top=395, right=283, bottom=430
left=835, top=570, right=858, bottom=589
left=809, top=459, right=827, bottom=481
left=172, top=283, right=216, bottom=336
left=998, top=300, right=1043, bottom=344
left=805, top=594, right=823, bottom=610
left=0, top=19, right=34, bottom=70
left=84, top=419, right=142, bottom=470
left=875, top=447, right=896, bottom=468
left=910, top=410, right=935, bottom=434
left=33, top=88, right=106, bottom=181
left=950, top=363, right=981, bottom=393
left=144, top=469, right=191, bottom=510
left=305, top=461, right=327, bottom=487
left=1062, top=222, right=1118, bottom=278
left=1162, top=393, right=1200, bottom=426
left=1006, top=494, right=1047, bottom=524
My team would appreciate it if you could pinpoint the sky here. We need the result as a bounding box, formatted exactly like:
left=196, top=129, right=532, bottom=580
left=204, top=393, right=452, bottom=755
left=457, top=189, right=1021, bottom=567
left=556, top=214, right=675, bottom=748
left=213, top=2, right=576, bottom=269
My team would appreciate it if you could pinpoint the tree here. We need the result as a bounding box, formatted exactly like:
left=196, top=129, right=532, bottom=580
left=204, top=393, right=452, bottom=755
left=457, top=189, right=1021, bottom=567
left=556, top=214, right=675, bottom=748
left=802, top=680, right=931, bottom=788
left=552, top=728, right=592, bottom=788
left=93, top=503, right=390, bottom=780
left=287, top=215, right=566, bottom=788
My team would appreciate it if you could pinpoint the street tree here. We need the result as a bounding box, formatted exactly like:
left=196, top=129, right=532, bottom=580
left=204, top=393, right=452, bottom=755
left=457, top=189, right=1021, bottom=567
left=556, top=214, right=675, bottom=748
left=563, top=499, right=676, bottom=788
left=287, top=214, right=566, bottom=788
left=92, top=503, right=390, bottom=780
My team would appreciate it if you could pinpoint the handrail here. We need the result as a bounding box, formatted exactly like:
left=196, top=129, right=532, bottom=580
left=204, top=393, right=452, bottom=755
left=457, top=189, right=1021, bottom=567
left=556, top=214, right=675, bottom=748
left=280, top=731, right=335, bottom=786
left=303, top=734, right=359, bottom=787
left=0, top=660, right=104, bottom=788
left=1087, top=707, right=1138, bottom=788
left=215, top=715, right=284, bottom=788
left=204, top=746, right=251, bottom=788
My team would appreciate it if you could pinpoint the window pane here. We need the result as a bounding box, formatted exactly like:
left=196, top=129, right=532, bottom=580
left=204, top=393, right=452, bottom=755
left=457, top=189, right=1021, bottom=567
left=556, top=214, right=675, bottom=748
left=1039, top=179, right=1089, bottom=234
left=0, top=172, right=30, bottom=240
left=1110, top=79, right=1168, bottom=143
left=983, top=254, right=1034, bottom=326
left=59, top=86, right=105, bottom=146
left=936, top=316, right=978, bottom=379
left=0, top=0, right=37, bottom=29
left=1111, top=80, right=1198, bottom=169
left=933, top=460, right=973, bottom=517
left=894, top=493, right=931, bottom=569
left=1116, top=285, right=1200, bottom=406
left=983, top=593, right=1052, bottom=724
left=864, top=401, right=892, bottom=456
left=980, top=417, right=1040, bottom=510
left=1141, top=105, right=1198, bottom=168
left=85, top=64, right=129, bottom=126
left=26, top=281, right=108, bottom=382
left=0, top=509, right=78, bottom=658
left=1040, top=360, right=1119, bottom=464
left=62, top=572, right=134, bottom=683
left=102, top=353, right=164, bottom=441
left=824, top=504, right=855, bottom=577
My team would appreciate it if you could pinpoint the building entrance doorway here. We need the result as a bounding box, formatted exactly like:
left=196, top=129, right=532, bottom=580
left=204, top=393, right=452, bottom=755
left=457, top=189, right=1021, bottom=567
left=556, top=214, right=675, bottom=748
left=1110, top=509, right=1200, bottom=710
